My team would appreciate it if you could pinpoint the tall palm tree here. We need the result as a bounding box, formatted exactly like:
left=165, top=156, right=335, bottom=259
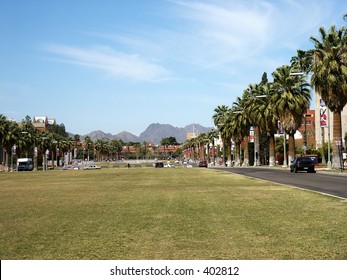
left=18, top=116, right=37, bottom=158
left=1, top=119, right=20, bottom=171
left=290, top=49, right=314, bottom=74
left=243, top=83, right=263, bottom=166
left=272, top=65, right=311, bottom=163
left=310, top=25, right=347, bottom=169
left=213, top=105, right=229, bottom=165
left=227, top=101, right=249, bottom=167
left=0, top=114, right=9, bottom=169
left=187, top=137, right=197, bottom=160
left=245, top=82, right=278, bottom=166
left=207, top=128, right=219, bottom=165
left=84, top=136, right=92, bottom=161
left=258, top=82, right=279, bottom=166
left=35, top=131, right=52, bottom=171
left=195, top=133, right=208, bottom=160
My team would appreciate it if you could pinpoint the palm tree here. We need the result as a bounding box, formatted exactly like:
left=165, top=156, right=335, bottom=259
left=37, top=131, right=54, bottom=171
left=94, top=139, right=106, bottom=161
left=213, top=105, right=229, bottom=165
left=18, top=116, right=37, bottom=158
left=0, top=114, right=9, bottom=169
left=310, top=25, right=347, bottom=169
left=226, top=101, right=249, bottom=167
left=218, top=108, right=236, bottom=166
left=207, top=128, right=219, bottom=165
left=290, top=49, right=314, bottom=74
left=195, top=133, right=205, bottom=160
left=272, top=65, right=311, bottom=163
left=243, top=83, right=263, bottom=166
left=1, top=118, right=20, bottom=171
left=182, top=138, right=195, bottom=160
left=258, top=82, right=279, bottom=166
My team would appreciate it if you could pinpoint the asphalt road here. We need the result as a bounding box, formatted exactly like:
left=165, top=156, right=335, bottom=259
left=219, top=167, right=347, bottom=199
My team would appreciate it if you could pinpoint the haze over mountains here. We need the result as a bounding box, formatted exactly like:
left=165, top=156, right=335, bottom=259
left=81, top=123, right=213, bottom=144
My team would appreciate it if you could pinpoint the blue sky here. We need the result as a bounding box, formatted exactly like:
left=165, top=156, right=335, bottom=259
left=1, top=0, right=346, bottom=136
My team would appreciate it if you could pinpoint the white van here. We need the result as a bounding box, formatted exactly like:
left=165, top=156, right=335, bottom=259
left=17, top=158, right=34, bottom=171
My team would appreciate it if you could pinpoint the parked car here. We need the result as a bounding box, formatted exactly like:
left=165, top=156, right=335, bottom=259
left=84, top=165, right=101, bottom=170
left=63, top=165, right=80, bottom=170
left=17, top=158, right=34, bottom=171
left=198, top=160, right=208, bottom=168
left=290, top=157, right=315, bottom=173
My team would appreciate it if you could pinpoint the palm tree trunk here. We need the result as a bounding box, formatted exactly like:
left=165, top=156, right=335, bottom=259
left=222, top=139, right=226, bottom=166
left=332, top=111, right=342, bottom=169
left=269, top=134, right=276, bottom=166
left=243, top=136, right=249, bottom=166
left=288, top=133, right=296, bottom=163
left=211, top=140, right=215, bottom=166
left=227, top=139, right=232, bottom=167
left=5, top=147, right=9, bottom=171
left=235, top=142, right=241, bottom=167
left=254, top=126, right=260, bottom=166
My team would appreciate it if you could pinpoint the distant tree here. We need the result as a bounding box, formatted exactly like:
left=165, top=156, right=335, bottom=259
left=160, top=137, right=179, bottom=146
left=260, top=72, right=268, bottom=85
left=47, top=123, right=68, bottom=137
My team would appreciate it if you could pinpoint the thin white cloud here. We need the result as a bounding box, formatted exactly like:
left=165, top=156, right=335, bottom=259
left=166, top=0, right=333, bottom=71
left=39, top=0, right=336, bottom=84
left=168, top=0, right=274, bottom=68
left=40, top=44, right=172, bottom=82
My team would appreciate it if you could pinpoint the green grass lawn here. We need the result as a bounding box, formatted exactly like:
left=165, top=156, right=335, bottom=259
left=1, top=168, right=346, bottom=260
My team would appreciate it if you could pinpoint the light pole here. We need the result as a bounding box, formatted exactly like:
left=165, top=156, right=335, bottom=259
left=283, top=132, right=287, bottom=167
left=302, top=113, right=312, bottom=156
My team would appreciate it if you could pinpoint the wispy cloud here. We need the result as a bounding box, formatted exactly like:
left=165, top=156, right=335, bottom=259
left=40, top=44, right=172, bottom=82
left=39, top=0, right=334, bottom=83
left=167, top=0, right=274, bottom=68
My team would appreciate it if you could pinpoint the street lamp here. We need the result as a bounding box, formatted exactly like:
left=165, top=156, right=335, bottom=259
left=289, top=72, right=304, bottom=76
left=283, top=131, right=287, bottom=167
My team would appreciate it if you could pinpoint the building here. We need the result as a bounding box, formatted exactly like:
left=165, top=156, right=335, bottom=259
left=295, top=109, right=316, bottom=152
left=32, top=116, right=56, bottom=132
left=315, top=94, right=347, bottom=151
left=186, top=132, right=198, bottom=140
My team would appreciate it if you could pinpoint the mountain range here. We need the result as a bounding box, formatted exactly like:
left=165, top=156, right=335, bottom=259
left=80, top=123, right=213, bottom=144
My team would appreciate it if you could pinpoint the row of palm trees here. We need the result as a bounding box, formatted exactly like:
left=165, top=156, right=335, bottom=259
left=0, top=115, right=70, bottom=170
left=182, top=15, right=346, bottom=169
left=182, top=129, right=219, bottom=163
left=1, top=115, right=184, bottom=171
left=0, top=115, right=125, bottom=170
left=208, top=15, right=347, bottom=169
left=211, top=65, right=311, bottom=167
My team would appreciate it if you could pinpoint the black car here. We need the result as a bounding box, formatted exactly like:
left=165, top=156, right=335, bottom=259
left=198, top=160, right=208, bottom=168
left=290, top=157, right=315, bottom=173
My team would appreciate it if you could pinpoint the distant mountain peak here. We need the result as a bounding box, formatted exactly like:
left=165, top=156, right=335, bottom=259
left=82, top=123, right=213, bottom=144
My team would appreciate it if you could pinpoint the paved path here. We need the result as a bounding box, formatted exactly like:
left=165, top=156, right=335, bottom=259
left=216, top=167, right=347, bottom=199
